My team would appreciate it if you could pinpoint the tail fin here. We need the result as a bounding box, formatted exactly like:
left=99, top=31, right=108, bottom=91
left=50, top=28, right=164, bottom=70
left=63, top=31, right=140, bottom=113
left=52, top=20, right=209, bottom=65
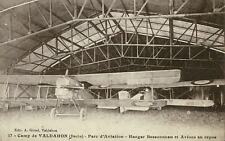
left=118, top=91, right=130, bottom=113
left=118, top=91, right=149, bottom=113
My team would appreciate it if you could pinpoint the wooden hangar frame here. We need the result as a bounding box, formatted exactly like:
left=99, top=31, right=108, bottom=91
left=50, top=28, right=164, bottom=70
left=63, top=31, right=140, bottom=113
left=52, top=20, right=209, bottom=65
left=0, top=0, right=224, bottom=75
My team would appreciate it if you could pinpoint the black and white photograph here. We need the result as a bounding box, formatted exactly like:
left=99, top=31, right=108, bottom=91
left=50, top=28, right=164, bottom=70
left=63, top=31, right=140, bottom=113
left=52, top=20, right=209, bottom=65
left=0, top=0, right=224, bottom=140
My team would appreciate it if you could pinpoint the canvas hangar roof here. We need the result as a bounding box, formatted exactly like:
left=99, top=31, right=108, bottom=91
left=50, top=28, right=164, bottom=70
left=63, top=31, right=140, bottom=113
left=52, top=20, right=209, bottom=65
left=0, top=0, right=224, bottom=78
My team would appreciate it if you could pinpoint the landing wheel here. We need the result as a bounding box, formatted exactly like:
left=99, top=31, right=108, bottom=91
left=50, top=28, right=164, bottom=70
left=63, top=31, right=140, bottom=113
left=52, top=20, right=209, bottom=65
left=79, top=108, right=87, bottom=120
left=50, top=108, right=57, bottom=119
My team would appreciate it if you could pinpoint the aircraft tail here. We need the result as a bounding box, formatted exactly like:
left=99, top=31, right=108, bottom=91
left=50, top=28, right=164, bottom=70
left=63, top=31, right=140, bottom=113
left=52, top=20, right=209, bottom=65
left=97, top=90, right=150, bottom=112
left=118, top=91, right=149, bottom=113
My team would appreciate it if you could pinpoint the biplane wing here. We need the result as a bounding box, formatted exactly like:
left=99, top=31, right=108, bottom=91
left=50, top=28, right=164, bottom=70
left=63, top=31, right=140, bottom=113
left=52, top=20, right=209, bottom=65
left=0, top=75, right=58, bottom=85
left=0, top=75, right=84, bottom=90
left=0, top=98, right=214, bottom=109
left=89, top=79, right=225, bottom=89
left=0, top=69, right=181, bottom=86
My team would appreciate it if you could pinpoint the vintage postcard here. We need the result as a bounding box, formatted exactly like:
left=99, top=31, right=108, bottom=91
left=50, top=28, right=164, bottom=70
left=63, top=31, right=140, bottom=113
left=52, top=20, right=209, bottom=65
left=0, top=0, right=224, bottom=140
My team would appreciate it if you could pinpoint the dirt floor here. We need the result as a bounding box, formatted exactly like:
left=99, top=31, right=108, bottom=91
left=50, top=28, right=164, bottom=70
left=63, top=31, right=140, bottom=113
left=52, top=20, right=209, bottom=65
left=0, top=106, right=224, bottom=141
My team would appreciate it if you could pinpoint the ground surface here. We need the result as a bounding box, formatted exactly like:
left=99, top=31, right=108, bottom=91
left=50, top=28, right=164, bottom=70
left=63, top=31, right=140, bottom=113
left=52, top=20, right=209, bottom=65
left=0, top=106, right=224, bottom=141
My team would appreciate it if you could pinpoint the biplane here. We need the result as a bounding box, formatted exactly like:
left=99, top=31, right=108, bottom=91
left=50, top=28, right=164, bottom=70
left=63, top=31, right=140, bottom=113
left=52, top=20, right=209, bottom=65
left=0, top=69, right=224, bottom=119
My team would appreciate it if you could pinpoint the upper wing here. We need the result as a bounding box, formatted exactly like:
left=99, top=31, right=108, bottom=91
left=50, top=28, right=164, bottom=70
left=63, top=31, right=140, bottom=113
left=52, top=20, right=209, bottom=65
left=0, top=75, right=82, bottom=89
left=0, top=75, right=58, bottom=85
left=89, top=79, right=225, bottom=89
left=153, top=79, right=225, bottom=88
left=0, top=70, right=181, bottom=86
